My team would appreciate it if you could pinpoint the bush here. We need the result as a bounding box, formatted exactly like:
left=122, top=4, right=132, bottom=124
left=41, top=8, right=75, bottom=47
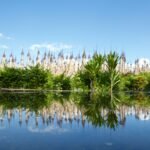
left=0, top=65, right=48, bottom=89
left=124, top=74, right=147, bottom=91
left=53, top=74, right=71, bottom=90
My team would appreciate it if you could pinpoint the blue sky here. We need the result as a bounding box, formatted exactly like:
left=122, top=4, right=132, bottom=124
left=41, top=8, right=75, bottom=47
left=0, top=0, right=150, bottom=62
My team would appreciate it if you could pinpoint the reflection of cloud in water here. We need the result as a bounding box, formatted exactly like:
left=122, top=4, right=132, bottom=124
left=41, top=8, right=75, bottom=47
left=28, top=126, right=70, bottom=133
left=137, top=114, right=150, bottom=121
left=0, top=126, right=5, bottom=130
left=105, top=142, right=113, bottom=146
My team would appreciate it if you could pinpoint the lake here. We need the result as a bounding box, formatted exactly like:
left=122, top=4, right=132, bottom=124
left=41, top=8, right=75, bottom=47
left=0, top=92, right=150, bottom=150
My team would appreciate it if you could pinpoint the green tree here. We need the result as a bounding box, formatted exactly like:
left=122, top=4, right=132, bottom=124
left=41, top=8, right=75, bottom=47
left=0, top=65, right=48, bottom=89
left=76, top=54, right=104, bottom=91
left=125, top=75, right=147, bottom=91
left=24, top=65, right=48, bottom=89
left=53, top=73, right=71, bottom=90
left=105, top=52, right=120, bottom=94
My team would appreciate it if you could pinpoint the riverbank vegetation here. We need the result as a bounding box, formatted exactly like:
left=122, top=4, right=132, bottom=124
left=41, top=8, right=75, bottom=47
left=1, top=51, right=150, bottom=92
left=0, top=91, right=150, bottom=129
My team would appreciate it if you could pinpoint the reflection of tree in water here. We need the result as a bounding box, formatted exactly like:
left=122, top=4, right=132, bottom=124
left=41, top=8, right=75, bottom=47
left=0, top=92, right=48, bottom=111
left=74, top=93, right=119, bottom=129
left=0, top=92, right=150, bottom=129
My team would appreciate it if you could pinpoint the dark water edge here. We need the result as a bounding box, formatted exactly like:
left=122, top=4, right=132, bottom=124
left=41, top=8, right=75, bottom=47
left=0, top=92, right=150, bottom=150
left=1, top=88, right=150, bottom=93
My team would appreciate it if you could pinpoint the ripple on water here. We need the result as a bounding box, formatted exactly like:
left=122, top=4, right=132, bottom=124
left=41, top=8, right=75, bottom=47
left=105, top=142, right=113, bottom=146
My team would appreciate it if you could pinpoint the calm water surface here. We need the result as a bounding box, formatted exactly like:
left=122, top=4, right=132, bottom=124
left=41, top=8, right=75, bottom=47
left=0, top=92, right=150, bottom=150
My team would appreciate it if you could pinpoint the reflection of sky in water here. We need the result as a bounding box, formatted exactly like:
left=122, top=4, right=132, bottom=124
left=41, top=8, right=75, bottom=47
left=0, top=93, right=150, bottom=150
left=0, top=107, right=149, bottom=150
left=28, top=125, right=70, bottom=133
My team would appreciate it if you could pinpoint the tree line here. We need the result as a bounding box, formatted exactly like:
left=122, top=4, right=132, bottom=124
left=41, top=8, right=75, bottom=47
left=1, top=51, right=150, bottom=92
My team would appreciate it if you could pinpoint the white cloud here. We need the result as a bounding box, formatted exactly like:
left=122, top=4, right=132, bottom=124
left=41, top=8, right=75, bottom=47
left=0, top=33, right=14, bottom=40
left=29, top=43, right=72, bottom=51
left=0, top=33, right=3, bottom=37
left=6, top=36, right=13, bottom=40
left=0, top=45, right=9, bottom=49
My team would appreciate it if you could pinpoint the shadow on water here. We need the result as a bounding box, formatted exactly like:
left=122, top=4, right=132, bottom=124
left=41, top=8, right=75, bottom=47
left=0, top=91, right=150, bottom=129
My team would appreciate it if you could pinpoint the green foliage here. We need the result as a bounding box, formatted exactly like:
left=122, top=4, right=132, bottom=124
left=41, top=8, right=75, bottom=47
left=0, top=92, right=48, bottom=112
left=71, top=92, right=119, bottom=129
left=53, top=73, right=71, bottom=90
left=144, top=73, right=150, bottom=91
left=24, top=65, right=48, bottom=89
left=75, top=53, right=105, bottom=91
left=1, top=51, right=150, bottom=93
left=0, top=65, right=48, bottom=89
left=75, top=51, right=121, bottom=93
left=105, top=51, right=120, bottom=93
left=0, top=67, right=25, bottom=88
left=44, top=71, right=53, bottom=89
left=72, top=71, right=91, bottom=90
left=1, top=91, right=150, bottom=129
left=121, top=74, right=148, bottom=91
left=106, top=51, right=119, bottom=73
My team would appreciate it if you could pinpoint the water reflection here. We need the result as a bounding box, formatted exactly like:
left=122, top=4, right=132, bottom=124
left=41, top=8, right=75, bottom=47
left=0, top=92, right=150, bottom=131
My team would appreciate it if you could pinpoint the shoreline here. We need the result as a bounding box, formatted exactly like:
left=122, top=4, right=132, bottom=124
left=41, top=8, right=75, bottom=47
left=1, top=88, right=150, bottom=94
left=0, top=88, right=85, bottom=93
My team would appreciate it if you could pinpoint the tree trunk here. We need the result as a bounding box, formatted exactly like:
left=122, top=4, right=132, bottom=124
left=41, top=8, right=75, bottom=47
left=90, top=80, right=94, bottom=92
left=110, top=75, right=113, bottom=96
